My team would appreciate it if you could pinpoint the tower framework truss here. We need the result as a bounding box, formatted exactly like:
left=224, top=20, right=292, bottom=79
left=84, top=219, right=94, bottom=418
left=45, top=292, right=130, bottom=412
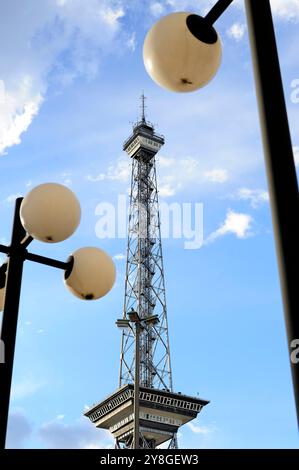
left=120, top=108, right=172, bottom=393
left=85, top=97, right=209, bottom=449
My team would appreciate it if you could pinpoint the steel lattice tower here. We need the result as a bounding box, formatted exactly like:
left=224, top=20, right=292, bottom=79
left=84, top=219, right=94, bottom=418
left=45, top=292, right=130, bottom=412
left=119, top=95, right=173, bottom=393
left=85, top=96, right=209, bottom=449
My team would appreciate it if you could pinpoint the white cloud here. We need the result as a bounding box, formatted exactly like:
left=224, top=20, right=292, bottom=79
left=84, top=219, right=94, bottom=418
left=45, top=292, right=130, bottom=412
left=159, top=156, right=175, bottom=168
left=165, top=0, right=214, bottom=15
left=187, top=422, right=212, bottom=434
left=53, top=1, right=125, bottom=37
left=11, top=379, right=45, bottom=400
left=4, top=193, right=22, bottom=204
left=56, top=414, right=65, bottom=420
left=159, top=182, right=181, bottom=197
left=227, top=23, right=246, bottom=41
left=6, top=409, right=114, bottom=449
left=293, top=146, right=299, bottom=167
left=235, top=188, right=269, bottom=208
left=0, top=77, right=42, bottom=155
left=86, top=156, right=130, bottom=182
left=38, top=416, right=113, bottom=449
left=100, top=6, right=124, bottom=26
left=150, top=2, right=165, bottom=16
left=270, top=0, right=299, bottom=21
left=166, top=0, right=299, bottom=22
left=6, top=409, right=32, bottom=449
left=206, top=210, right=253, bottom=244
left=204, top=168, right=229, bottom=183
left=87, top=154, right=230, bottom=197
left=158, top=156, right=183, bottom=196
left=126, top=32, right=137, bottom=52
left=114, top=253, right=126, bottom=260
left=0, top=80, right=5, bottom=105
left=236, top=0, right=299, bottom=21
left=158, top=158, right=229, bottom=197
left=61, top=172, right=72, bottom=186
left=0, top=0, right=128, bottom=155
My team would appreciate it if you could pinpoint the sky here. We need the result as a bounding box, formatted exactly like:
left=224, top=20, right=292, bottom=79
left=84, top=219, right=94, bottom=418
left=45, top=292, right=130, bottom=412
left=0, top=0, right=299, bottom=449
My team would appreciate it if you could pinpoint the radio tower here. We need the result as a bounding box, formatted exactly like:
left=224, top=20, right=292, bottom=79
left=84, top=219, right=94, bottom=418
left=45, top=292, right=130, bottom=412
left=120, top=94, right=172, bottom=393
left=85, top=96, right=209, bottom=449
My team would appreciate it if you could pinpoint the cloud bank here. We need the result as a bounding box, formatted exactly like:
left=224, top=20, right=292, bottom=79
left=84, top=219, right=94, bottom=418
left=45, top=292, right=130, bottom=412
left=0, top=0, right=128, bottom=156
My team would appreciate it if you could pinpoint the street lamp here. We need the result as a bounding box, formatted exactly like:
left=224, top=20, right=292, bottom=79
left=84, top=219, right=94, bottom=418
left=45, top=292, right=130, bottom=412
left=0, top=183, right=116, bottom=449
left=143, top=11, right=222, bottom=93
left=116, top=310, right=159, bottom=449
left=143, top=0, right=299, bottom=427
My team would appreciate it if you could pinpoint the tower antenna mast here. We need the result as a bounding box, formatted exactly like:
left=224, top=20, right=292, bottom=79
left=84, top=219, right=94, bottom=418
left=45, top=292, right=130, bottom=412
left=140, top=92, right=147, bottom=122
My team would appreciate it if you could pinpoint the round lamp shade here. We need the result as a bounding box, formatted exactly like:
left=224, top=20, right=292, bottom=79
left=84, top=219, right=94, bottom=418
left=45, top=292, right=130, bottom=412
left=20, top=183, right=81, bottom=243
left=64, top=247, right=116, bottom=300
left=143, top=12, right=222, bottom=93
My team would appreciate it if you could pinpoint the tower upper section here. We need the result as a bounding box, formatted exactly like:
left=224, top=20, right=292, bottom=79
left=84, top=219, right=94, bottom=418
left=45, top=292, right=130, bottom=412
left=123, top=96, right=165, bottom=161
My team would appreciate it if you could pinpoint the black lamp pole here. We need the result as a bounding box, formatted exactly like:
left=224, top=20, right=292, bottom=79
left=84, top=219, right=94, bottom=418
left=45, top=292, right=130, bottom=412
left=244, top=0, right=299, bottom=425
left=0, top=198, right=71, bottom=449
left=205, top=0, right=233, bottom=25
left=133, top=322, right=141, bottom=450
left=204, top=0, right=299, bottom=425
left=0, top=199, right=26, bottom=450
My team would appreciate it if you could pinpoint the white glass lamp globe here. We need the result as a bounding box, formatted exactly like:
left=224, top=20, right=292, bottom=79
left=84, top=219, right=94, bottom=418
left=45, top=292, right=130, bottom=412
left=64, top=247, right=116, bottom=300
left=143, top=12, right=222, bottom=93
left=20, top=183, right=81, bottom=243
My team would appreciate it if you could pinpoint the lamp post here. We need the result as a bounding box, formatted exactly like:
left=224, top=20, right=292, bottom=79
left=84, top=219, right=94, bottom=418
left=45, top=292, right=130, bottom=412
left=116, top=312, right=159, bottom=449
left=0, top=183, right=116, bottom=449
left=244, top=1, right=299, bottom=427
left=132, top=318, right=141, bottom=450
left=142, top=0, right=299, bottom=427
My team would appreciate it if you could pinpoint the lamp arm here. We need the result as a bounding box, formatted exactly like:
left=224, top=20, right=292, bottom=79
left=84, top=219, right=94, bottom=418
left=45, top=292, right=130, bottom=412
left=25, top=252, right=72, bottom=271
left=20, top=234, right=33, bottom=248
left=205, top=0, right=234, bottom=25
left=0, top=245, right=9, bottom=255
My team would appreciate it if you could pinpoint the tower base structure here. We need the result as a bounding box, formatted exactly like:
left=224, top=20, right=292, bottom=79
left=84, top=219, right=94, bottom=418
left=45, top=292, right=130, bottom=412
left=85, top=384, right=209, bottom=449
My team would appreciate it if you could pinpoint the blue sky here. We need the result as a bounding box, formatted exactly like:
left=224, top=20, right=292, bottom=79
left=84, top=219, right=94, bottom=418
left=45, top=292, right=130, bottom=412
left=0, top=0, right=299, bottom=449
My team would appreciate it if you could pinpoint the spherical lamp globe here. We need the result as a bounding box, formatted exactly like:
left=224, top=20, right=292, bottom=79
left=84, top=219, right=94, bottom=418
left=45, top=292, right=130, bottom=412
left=20, top=183, right=81, bottom=243
left=143, top=12, right=222, bottom=93
left=64, top=247, right=116, bottom=300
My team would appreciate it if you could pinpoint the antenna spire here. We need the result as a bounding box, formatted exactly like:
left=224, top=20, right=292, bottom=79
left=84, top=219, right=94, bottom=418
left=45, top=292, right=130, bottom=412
left=140, top=92, right=147, bottom=122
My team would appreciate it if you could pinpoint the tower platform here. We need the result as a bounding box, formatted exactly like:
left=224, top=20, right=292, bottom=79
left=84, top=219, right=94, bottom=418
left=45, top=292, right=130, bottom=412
left=85, top=384, right=209, bottom=447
